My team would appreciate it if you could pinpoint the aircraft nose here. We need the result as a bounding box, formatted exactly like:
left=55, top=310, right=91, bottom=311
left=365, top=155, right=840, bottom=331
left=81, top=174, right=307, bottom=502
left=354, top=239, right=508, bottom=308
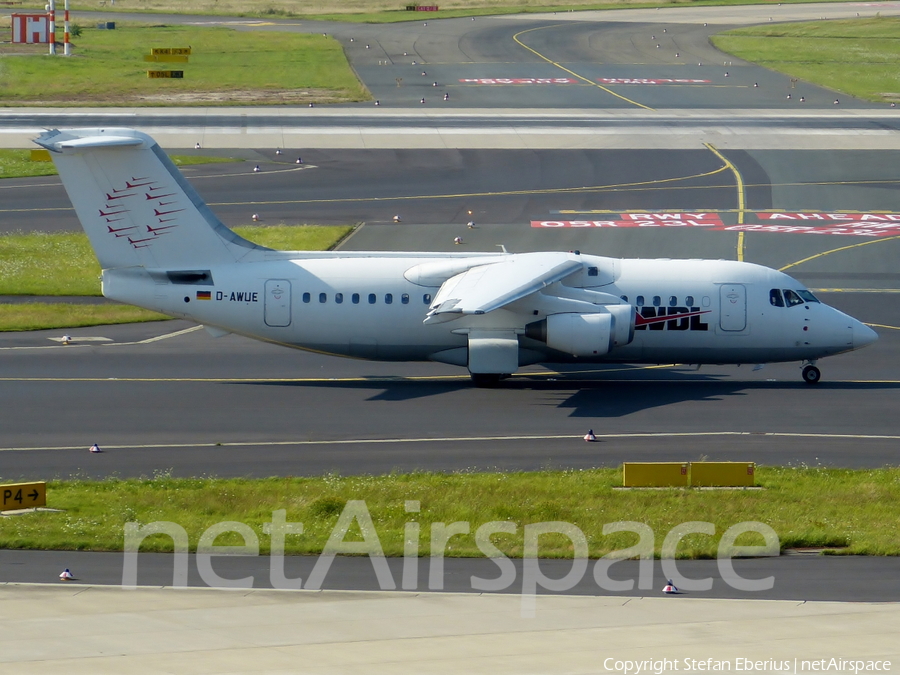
left=852, top=320, right=878, bottom=349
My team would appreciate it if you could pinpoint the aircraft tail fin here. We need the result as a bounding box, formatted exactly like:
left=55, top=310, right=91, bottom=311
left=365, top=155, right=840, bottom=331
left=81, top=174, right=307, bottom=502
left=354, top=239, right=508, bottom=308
left=35, top=128, right=267, bottom=270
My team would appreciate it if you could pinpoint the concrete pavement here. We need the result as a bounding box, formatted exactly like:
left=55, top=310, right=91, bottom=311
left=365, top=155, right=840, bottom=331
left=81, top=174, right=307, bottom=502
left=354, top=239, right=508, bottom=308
left=2, top=584, right=898, bottom=673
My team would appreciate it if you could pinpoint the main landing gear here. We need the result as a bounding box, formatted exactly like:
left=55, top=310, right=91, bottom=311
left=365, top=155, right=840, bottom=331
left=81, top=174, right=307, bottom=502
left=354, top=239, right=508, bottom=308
left=801, top=362, right=821, bottom=385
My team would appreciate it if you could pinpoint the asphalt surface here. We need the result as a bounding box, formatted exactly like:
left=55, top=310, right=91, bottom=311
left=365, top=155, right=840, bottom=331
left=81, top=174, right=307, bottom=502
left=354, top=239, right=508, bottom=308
left=2, top=5, right=899, bottom=600
left=3, top=549, right=900, bottom=603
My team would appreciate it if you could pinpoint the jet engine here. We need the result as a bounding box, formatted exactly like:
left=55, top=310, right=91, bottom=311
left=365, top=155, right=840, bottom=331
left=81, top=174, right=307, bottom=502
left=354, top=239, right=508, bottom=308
left=525, top=305, right=635, bottom=357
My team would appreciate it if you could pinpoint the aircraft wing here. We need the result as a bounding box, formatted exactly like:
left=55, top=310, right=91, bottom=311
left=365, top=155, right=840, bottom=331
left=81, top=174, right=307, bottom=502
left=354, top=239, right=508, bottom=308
left=425, top=252, right=582, bottom=321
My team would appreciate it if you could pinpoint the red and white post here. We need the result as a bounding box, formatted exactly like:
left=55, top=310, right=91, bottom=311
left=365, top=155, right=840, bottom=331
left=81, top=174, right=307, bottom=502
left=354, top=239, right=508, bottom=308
left=63, top=0, right=70, bottom=56
left=48, top=0, right=56, bottom=55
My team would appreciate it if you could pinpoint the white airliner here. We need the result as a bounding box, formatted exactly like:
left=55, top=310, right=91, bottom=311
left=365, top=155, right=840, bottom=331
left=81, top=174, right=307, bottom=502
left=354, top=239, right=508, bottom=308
left=36, top=128, right=877, bottom=385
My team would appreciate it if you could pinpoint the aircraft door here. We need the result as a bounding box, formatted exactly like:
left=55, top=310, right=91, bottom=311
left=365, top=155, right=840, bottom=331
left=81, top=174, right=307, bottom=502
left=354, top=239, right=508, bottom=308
left=719, top=284, right=746, bottom=331
left=265, top=279, right=291, bottom=327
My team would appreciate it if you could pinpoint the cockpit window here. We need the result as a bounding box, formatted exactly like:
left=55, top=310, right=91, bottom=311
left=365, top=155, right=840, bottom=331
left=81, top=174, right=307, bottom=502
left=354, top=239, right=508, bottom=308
left=797, top=289, right=819, bottom=304
left=769, top=289, right=784, bottom=307
left=783, top=289, right=805, bottom=307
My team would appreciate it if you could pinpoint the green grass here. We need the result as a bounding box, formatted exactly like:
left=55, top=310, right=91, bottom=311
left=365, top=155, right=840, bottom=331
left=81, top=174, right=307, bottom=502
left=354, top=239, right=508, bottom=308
left=0, top=225, right=353, bottom=330
left=0, top=225, right=353, bottom=297
left=0, top=151, right=60, bottom=179
left=233, top=224, right=354, bottom=251
left=2, top=468, right=898, bottom=557
left=0, top=24, right=367, bottom=106
left=0, top=303, right=170, bottom=331
left=712, top=17, right=900, bottom=102
left=0, top=231, right=101, bottom=296
left=0, top=151, right=238, bottom=180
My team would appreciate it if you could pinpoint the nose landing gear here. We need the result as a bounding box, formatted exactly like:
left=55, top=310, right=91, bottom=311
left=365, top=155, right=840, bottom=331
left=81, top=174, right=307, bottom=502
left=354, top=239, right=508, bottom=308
left=801, top=362, right=821, bottom=385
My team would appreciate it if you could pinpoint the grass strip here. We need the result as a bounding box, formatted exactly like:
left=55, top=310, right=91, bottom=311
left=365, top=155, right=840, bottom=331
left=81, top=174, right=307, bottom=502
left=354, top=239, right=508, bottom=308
left=712, top=17, right=900, bottom=103
left=0, top=225, right=353, bottom=297
left=0, top=24, right=367, bottom=106
left=0, top=225, right=353, bottom=330
left=2, top=468, right=898, bottom=557
left=0, top=151, right=240, bottom=180
left=0, top=303, right=170, bottom=331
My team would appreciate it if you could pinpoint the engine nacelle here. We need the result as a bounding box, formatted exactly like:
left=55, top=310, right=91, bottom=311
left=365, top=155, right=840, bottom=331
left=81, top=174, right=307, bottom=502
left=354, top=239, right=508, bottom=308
left=605, top=304, right=636, bottom=347
left=526, top=307, right=635, bottom=357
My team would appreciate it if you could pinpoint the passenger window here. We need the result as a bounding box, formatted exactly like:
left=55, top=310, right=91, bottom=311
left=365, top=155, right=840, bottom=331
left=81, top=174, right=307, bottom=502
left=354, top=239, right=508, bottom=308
left=669, top=296, right=678, bottom=307
left=620, top=296, right=628, bottom=303
left=770, top=289, right=784, bottom=307
left=385, top=293, right=393, bottom=304
left=685, top=296, right=694, bottom=306
left=319, top=292, right=327, bottom=303
left=401, top=293, right=410, bottom=304
left=352, top=293, right=360, bottom=304
left=702, top=296, right=711, bottom=307
left=588, top=267, right=599, bottom=277
left=423, top=293, right=432, bottom=304
left=636, top=295, right=644, bottom=307
left=368, top=293, right=376, bottom=304
left=335, top=293, right=343, bottom=304
left=302, top=292, right=310, bottom=303
left=783, top=289, right=805, bottom=307
left=652, top=296, right=661, bottom=307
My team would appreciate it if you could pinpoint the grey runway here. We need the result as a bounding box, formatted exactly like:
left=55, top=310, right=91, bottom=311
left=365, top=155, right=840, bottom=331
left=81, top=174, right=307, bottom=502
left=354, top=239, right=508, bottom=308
left=3, top=549, right=900, bottom=603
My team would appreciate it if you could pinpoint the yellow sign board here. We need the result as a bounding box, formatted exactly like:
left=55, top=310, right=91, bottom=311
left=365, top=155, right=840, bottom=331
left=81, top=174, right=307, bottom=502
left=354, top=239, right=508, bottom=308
left=623, top=462, right=689, bottom=487
left=144, top=54, right=189, bottom=63
left=691, top=462, right=756, bottom=487
left=30, top=149, right=52, bottom=162
left=147, top=70, right=185, bottom=79
left=151, top=47, right=191, bottom=55
left=1, top=482, right=46, bottom=509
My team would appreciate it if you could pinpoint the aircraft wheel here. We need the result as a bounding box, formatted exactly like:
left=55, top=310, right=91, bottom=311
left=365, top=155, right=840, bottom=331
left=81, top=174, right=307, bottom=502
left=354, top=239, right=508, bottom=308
left=471, top=373, right=502, bottom=387
left=802, top=365, right=821, bottom=385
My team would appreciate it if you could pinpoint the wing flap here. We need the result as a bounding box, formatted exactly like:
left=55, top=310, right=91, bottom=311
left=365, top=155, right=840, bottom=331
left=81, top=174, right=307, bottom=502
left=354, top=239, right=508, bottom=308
left=425, top=252, right=582, bottom=322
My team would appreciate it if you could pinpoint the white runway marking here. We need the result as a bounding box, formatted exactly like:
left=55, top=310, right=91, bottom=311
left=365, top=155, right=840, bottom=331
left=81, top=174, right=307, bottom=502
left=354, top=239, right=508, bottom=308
left=2, top=430, right=899, bottom=453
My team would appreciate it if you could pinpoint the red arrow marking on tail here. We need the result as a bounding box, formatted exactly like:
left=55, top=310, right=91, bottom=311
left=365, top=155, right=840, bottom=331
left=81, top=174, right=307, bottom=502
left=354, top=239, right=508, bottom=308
left=127, top=236, right=155, bottom=245
left=147, top=224, right=178, bottom=233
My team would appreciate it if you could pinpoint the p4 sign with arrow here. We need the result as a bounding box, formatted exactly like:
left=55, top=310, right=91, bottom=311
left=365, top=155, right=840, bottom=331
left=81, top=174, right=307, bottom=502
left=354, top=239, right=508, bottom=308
left=1, top=482, right=46, bottom=509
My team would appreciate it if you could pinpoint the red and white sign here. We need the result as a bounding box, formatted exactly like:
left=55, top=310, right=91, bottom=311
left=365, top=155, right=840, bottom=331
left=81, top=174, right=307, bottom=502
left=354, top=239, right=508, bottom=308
left=11, top=13, right=50, bottom=44
left=742, top=213, right=900, bottom=236
left=459, top=78, right=576, bottom=85
left=597, top=78, right=710, bottom=85
left=533, top=213, right=723, bottom=228
left=756, top=212, right=900, bottom=222
left=533, top=212, right=900, bottom=236
left=724, top=224, right=900, bottom=236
